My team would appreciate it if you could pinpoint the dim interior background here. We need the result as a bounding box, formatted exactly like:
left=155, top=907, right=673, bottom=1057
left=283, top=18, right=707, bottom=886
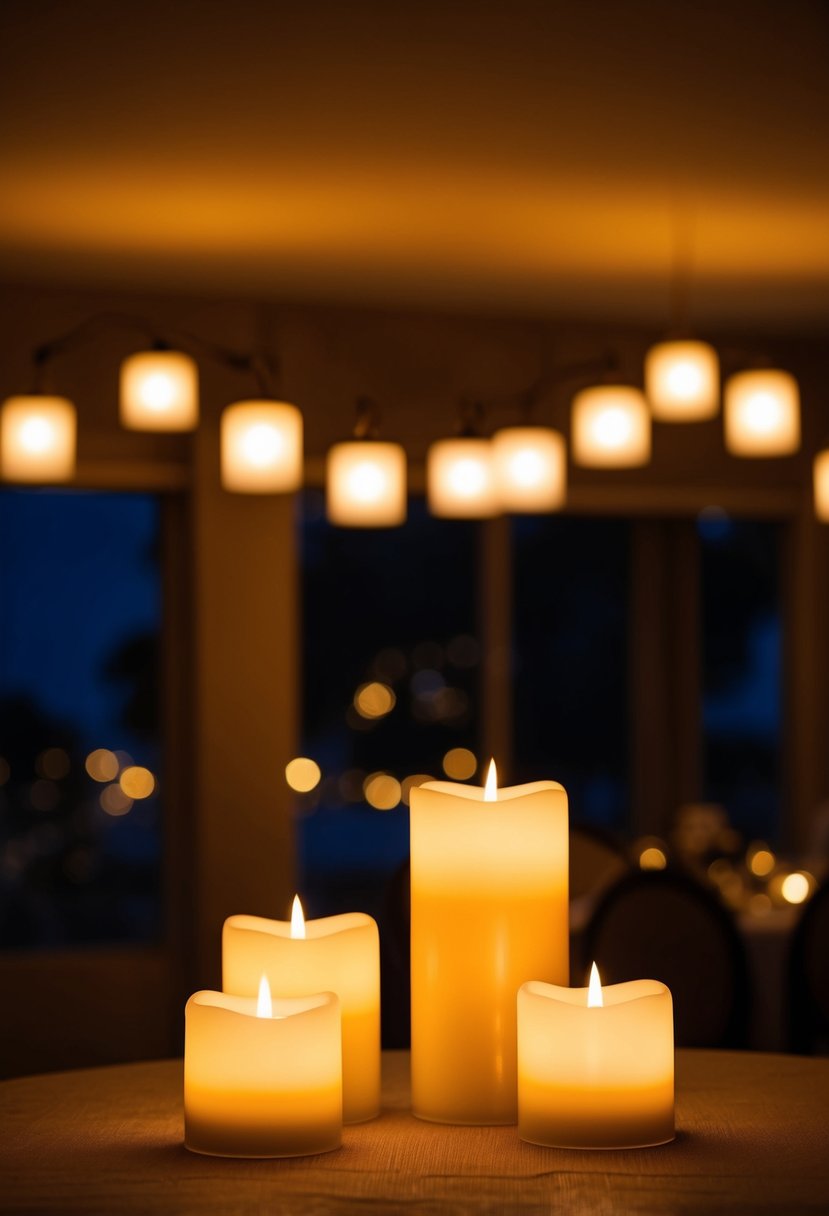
left=1, top=0, right=829, bottom=1078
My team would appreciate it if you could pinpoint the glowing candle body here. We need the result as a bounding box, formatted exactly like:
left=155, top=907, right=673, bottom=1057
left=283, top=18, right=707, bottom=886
left=184, top=989, right=342, bottom=1158
left=517, top=976, right=674, bottom=1148
left=410, top=776, right=569, bottom=1124
left=223, top=911, right=380, bottom=1123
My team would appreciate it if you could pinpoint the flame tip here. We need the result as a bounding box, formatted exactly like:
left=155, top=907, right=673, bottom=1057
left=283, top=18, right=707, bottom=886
left=587, top=961, right=604, bottom=1008
left=291, top=893, right=306, bottom=939
left=256, top=973, right=273, bottom=1018
left=484, top=758, right=498, bottom=801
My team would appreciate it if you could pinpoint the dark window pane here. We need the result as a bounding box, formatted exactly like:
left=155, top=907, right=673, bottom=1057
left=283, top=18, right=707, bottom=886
left=700, top=515, right=781, bottom=842
left=298, top=491, right=480, bottom=918
left=512, top=516, right=630, bottom=829
left=0, top=489, right=163, bottom=948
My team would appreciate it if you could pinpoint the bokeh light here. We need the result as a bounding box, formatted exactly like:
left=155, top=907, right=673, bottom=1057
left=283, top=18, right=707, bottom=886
left=363, top=772, right=402, bottom=810
left=354, top=682, right=396, bottom=719
left=401, top=774, right=434, bottom=806
left=119, top=766, right=156, bottom=799
left=37, top=748, right=70, bottom=780
left=781, top=871, right=811, bottom=905
left=442, top=747, right=477, bottom=780
left=639, top=845, right=667, bottom=871
left=285, top=757, right=322, bottom=793
left=747, top=844, right=776, bottom=878
left=85, top=748, right=119, bottom=782
left=100, top=784, right=133, bottom=816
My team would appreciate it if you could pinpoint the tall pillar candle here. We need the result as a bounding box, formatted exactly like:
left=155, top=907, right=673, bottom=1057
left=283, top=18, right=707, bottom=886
left=223, top=903, right=380, bottom=1123
left=410, top=764, right=568, bottom=1124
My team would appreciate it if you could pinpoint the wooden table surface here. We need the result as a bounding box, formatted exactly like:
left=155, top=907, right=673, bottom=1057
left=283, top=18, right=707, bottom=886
left=2, top=1049, right=828, bottom=1214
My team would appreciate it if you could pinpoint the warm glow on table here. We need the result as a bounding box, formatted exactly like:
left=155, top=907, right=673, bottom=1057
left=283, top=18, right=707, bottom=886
left=326, top=440, right=407, bottom=526
left=814, top=450, right=829, bottom=522
left=223, top=902, right=381, bottom=1123
left=571, top=385, right=651, bottom=467
left=645, top=340, right=719, bottom=421
left=426, top=437, right=498, bottom=517
left=410, top=762, right=568, bottom=1124
left=724, top=369, right=800, bottom=457
left=120, top=350, right=198, bottom=431
left=221, top=400, right=303, bottom=492
left=492, top=425, right=566, bottom=512
left=518, top=967, right=674, bottom=1149
left=0, top=395, right=76, bottom=482
left=184, top=983, right=342, bottom=1158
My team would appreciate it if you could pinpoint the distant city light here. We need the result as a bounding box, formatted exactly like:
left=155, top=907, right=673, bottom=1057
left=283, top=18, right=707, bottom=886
left=37, top=748, right=70, bottom=781
left=781, top=872, right=811, bottom=905
left=100, top=784, right=133, bottom=816
left=354, top=682, right=396, bottom=719
left=442, top=747, right=477, bottom=780
left=285, top=757, right=322, bottom=793
left=85, top=749, right=119, bottom=782
left=363, top=772, right=402, bottom=810
left=119, top=766, right=156, bottom=799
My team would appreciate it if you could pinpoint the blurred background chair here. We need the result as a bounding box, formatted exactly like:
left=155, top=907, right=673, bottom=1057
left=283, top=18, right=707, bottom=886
left=788, top=878, right=829, bottom=1055
left=569, top=823, right=629, bottom=901
left=582, top=868, right=751, bottom=1048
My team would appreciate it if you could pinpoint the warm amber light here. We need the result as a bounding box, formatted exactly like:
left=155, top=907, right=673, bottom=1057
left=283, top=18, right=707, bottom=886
left=426, top=438, right=498, bottom=518
left=483, top=758, right=497, bottom=801
left=120, top=350, right=198, bottom=431
left=119, top=765, right=155, bottom=799
left=290, top=895, right=306, bottom=940
left=442, top=747, right=477, bottom=780
left=326, top=441, right=407, bottom=526
left=492, top=426, right=566, bottom=512
left=285, top=757, right=321, bottom=792
left=814, top=450, right=829, bottom=522
left=363, top=772, right=402, bottom=810
left=639, top=845, right=667, bottom=871
left=587, top=961, right=604, bottom=1007
left=100, top=784, right=133, bottom=816
left=354, top=682, right=396, bottom=719
left=257, top=974, right=273, bottom=1018
left=724, top=369, right=800, bottom=456
left=645, top=340, right=719, bottom=421
left=85, top=748, right=119, bottom=782
left=1, top=396, right=76, bottom=482
left=748, top=845, right=775, bottom=878
left=571, top=386, right=651, bottom=467
left=221, top=400, right=303, bottom=493
left=781, top=871, right=811, bottom=905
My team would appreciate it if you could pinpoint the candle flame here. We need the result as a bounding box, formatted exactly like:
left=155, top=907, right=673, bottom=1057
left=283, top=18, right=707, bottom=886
left=484, top=758, right=498, bottom=801
left=256, top=973, right=273, bottom=1018
left=587, top=961, right=604, bottom=1008
left=291, top=894, right=306, bottom=939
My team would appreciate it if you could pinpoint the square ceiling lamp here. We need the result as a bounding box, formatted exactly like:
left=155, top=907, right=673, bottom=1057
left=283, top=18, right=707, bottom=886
left=326, top=440, right=407, bottom=526
left=0, top=395, right=76, bottom=482
left=120, top=349, right=198, bottom=431
left=645, top=340, right=719, bottom=421
left=221, top=400, right=304, bottom=492
left=724, top=370, right=800, bottom=457
left=426, top=437, right=498, bottom=518
left=571, top=386, right=651, bottom=467
left=492, top=426, right=566, bottom=512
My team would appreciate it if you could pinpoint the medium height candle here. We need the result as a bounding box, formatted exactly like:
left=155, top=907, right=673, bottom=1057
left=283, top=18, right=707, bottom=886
left=410, top=762, right=568, bottom=1124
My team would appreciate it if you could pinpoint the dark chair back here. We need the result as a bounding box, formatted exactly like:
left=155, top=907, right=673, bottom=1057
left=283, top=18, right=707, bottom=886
left=582, top=868, right=750, bottom=1048
left=569, top=821, right=629, bottom=900
left=788, top=878, right=829, bottom=1054
left=379, top=859, right=411, bottom=1048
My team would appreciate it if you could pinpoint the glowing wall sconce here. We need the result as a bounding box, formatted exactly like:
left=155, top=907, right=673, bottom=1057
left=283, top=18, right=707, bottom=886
left=0, top=395, right=77, bottom=482
left=724, top=369, right=800, bottom=457
left=221, top=400, right=304, bottom=493
left=326, top=440, right=407, bottom=527
left=571, top=385, right=651, bottom=468
left=492, top=425, right=566, bottom=512
left=427, top=436, right=498, bottom=518
left=814, top=450, right=829, bottom=523
left=120, top=349, right=199, bottom=431
left=645, top=339, right=719, bottom=422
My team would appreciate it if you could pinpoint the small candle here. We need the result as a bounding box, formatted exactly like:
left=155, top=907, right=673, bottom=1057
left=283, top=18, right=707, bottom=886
left=517, top=965, right=674, bottom=1149
left=184, top=978, right=342, bottom=1158
left=223, top=899, right=380, bottom=1123
left=410, top=761, right=569, bottom=1125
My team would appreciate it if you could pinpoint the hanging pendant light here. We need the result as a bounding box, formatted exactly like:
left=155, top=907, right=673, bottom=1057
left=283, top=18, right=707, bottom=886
left=221, top=400, right=303, bottom=493
left=645, top=339, right=719, bottom=421
left=814, top=450, right=829, bottom=522
left=492, top=425, right=566, bottom=512
left=120, top=348, right=198, bottom=431
left=0, top=395, right=76, bottom=482
left=427, top=403, right=497, bottom=518
left=724, top=369, right=800, bottom=457
left=571, top=385, right=651, bottom=468
left=326, top=398, right=406, bottom=526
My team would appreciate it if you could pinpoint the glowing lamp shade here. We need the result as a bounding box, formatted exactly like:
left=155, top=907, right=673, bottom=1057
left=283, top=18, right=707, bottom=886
left=120, top=350, right=198, bottom=431
left=492, top=426, right=566, bottom=512
left=1, top=396, right=76, bottom=482
left=221, top=400, right=303, bottom=493
left=426, top=437, right=497, bottom=518
left=724, top=370, right=800, bottom=457
left=645, top=340, right=719, bottom=421
left=814, top=450, right=829, bottom=522
left=571, top=386, right=651, bottom=468
left=326, top=440, right=407, bottom=527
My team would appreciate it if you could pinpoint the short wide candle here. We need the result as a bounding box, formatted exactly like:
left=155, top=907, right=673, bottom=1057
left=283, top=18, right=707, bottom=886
left=184, top=986, right=342, bottom=1158
left=223, top=906, right=380, bottom=1123
left=517, top=970, right=674, bottom=1149
left=410, top=764, right=569, bottom=1124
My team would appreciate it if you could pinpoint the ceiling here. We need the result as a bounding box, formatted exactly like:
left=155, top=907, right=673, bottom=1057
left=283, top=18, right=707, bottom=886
left=1, top=0, right=828, bottom=330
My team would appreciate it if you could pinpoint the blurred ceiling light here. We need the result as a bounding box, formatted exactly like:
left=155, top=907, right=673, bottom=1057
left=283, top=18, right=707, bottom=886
left=427, top=437, right=497, bottom=518
left=354, top=681, right=396, bottom=719
left=645, top=339, right=719, bottom=421
left=781, top=871, right=812, bottom=905
left=221, top=400, right=303, bottom=492
left=119, top=765, right=155, bottom=799
left=724, top=369, right=800, bottom=456
left=363, top=771, right=402, bottom=810
left=120, top=349, right=198, bottom=431
left=285, top=757, right=322, bottom=793
left=571, top=385, right=651, bottom=467
left=813, top=450, right=829, bottom=522
left=327, top=440, right=407, bottom=526
left=0, top=396, right=76, bottom=482
left=85, top=748, right=119, bottom=782
left=492, top=425, right=566, bottom=512
left=442, top=747, right=477, bottom=780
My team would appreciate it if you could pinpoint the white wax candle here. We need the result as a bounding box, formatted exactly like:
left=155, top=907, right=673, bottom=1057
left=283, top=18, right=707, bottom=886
left=184, top=985, right=342, bottom=1158
left=410, top=763, right=569, bottom=1124
left=223, top=903, right=380, bottom=1123
left=517, top=967, right=674, bottom=1148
